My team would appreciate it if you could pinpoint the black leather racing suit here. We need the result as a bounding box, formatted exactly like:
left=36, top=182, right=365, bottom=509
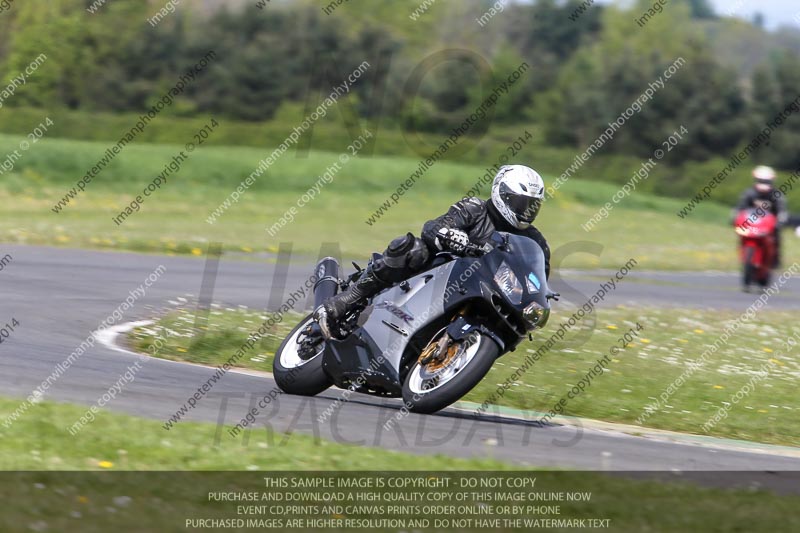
left=420, top=197, right=550, bottom=279
left=319, top=196, right=550, bottom=335
left=736, top=186, right=788, bottom=267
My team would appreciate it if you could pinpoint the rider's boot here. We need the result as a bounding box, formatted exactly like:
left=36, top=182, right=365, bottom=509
left=313, top=264, right=389, bottom=339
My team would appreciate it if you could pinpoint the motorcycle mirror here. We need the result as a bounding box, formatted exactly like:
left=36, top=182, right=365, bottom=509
left=499, top=233, right=511, bottom=251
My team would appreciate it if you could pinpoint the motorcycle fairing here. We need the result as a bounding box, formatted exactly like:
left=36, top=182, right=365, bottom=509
left=322, top=261, right=457, bottom=395
left=320, top=232, right=550, bottom=395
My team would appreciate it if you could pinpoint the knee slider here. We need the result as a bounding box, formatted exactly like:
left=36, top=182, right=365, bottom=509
left=384, top=233, right=416, bottom=269
left=382, top=233, right=430, bottom=272
left=406, top=237, right=430, bottom=270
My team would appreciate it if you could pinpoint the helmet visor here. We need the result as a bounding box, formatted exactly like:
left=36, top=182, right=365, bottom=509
left=500, top=184, right=542, bottom=224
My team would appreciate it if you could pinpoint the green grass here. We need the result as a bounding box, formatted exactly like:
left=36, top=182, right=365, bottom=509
left=1, top=105, right=790, bottom=208
left=3, top=132, right=797, bottom=269
left=130, top=305, right=800, bottom=447
left=1, top=396, right=799, bottom=532
left=0, top=395, right=514, bottom=471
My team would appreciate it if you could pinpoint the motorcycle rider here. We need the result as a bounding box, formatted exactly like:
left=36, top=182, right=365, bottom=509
left=735, top=165, right=788, bottom=267
left=314, top=164, right=550, bottom=340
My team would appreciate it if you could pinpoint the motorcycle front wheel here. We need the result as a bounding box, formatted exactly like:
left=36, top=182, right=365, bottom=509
left=402, top=329, right=499, bottom=414
left=743, top=246, right=756, bottom=289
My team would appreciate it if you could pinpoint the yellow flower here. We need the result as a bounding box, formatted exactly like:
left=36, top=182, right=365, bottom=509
left=677, top=339, right=688, bottom=343
left=191, top=248, right=203, bottom=256
left=757, top=409, right=768, bottom=413
left=177, top=347, right=187, bottom=353
left=713, top=385, right=723, bottom=389
left=97, top=460, right=114, bottom=469
left=640, top=339, right=651, bottom=344
left=241, top=246, right=253, bottom=252
left=762, top=348, right=773, bottom=353
left=606, top=325, right=618, bottom=330
left=78, top=496, right=89, bottom=504
left=693, top=329, right=704, bottom=334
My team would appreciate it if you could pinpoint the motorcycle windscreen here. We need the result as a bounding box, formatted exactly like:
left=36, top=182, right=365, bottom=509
left=502, top=232, right=549, bottom=303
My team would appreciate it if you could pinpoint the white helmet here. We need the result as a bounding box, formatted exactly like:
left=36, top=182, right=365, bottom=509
left=753, top=165, right=776, bottom=193
left=490, top=165, right=545, bottom=229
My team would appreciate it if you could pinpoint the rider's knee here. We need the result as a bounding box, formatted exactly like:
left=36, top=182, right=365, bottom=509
left=384, top=233, right=430, bottom=271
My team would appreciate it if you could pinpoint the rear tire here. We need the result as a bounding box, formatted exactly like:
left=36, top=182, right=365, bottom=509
left=273, top=314, right=332, bottom=396
left=402, top=330, right=500, bottom=414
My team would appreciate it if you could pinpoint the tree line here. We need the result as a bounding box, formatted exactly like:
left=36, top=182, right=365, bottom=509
left=0, top=0, right=798, bottom=170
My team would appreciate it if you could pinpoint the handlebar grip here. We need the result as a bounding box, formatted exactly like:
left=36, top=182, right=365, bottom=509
left=464, top=243, right=486, bottom=257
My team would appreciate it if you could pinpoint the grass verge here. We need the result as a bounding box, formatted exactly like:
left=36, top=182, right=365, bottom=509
left=0, top=395, right=514, bottom=471
left=1, top=396, right=799, bottom=532
left=130, top=305, right=800, bottom=447
left=3, top=133, right=798, bottom=270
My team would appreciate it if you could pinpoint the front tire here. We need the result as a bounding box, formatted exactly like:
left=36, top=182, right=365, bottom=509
left=402, top=330, right=500, bottom=414
left=273, top=314, right=332, bottom=396
left=743, top=246, right=755, bottom=290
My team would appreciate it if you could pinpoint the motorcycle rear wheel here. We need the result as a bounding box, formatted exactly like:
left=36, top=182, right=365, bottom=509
left=273, top=314, right=332, bottom=396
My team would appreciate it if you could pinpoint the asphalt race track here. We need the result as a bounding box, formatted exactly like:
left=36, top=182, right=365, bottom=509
left=3, top=244, right=800, bottom=490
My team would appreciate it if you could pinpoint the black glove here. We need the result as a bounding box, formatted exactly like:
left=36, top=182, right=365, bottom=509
left=435, top=228, right=470, bottom=254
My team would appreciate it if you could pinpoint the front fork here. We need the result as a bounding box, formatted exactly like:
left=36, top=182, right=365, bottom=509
left=418, top=308, right=504, bottom=368
left=418, top=306, right=471, bottom=366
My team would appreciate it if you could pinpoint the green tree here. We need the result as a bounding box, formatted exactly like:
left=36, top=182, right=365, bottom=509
left=506, top=0, right=603, bottom=95
left=1, top=0, right=149, bottom=110
left=539, top=1, right=747, bottom=162
left=685, top=0, right=716, bottom=19
left=2, top=0, right=90, bottom=108
left=751, top=53, right=800, bottom=170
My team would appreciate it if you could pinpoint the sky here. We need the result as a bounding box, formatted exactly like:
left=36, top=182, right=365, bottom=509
left=706, top=0, right=798, bottom=30
left=595, top=0, right=800, bottom=31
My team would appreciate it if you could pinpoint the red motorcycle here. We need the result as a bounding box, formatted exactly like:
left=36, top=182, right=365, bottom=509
left=734, top=208, right=777, bottom=291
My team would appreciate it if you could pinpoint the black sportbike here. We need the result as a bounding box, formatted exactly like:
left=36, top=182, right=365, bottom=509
left=273, top=231, right=556, bottom=413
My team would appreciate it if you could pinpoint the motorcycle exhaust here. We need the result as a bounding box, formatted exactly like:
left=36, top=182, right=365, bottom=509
left=313, top=257, right=340, bottom=308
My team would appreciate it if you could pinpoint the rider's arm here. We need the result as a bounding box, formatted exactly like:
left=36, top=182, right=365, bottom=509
left=736, top=189, right=754, bottom=210
left=732, top=189, right=753, bottom=223
left=421, top=197, right=482, bottom=252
